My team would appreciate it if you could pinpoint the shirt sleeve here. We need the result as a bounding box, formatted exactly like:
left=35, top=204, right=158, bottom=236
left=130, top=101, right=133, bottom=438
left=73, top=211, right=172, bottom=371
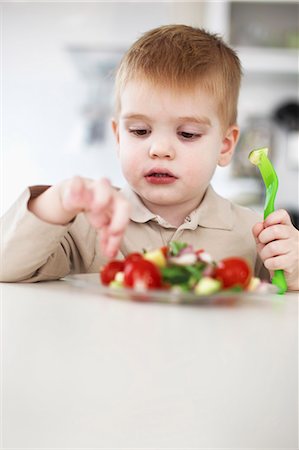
left=0, top=186, right=97, bottom=282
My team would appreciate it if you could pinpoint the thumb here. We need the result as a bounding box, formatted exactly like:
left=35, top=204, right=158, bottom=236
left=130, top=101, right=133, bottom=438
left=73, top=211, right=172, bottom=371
left=252, top=221, right=264, bottom=242
left=252, top=222, right=265, bottom=255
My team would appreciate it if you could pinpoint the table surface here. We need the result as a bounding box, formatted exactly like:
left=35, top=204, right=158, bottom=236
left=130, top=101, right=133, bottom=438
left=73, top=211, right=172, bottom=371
left=0, top=274, right=298, bottom=449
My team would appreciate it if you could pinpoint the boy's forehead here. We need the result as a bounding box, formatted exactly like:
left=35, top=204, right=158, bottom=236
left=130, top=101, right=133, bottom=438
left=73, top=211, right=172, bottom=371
left=119, top=79, right=219, bottom=120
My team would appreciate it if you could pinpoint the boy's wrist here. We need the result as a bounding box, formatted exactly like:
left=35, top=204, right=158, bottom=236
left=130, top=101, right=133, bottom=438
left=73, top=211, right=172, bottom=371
left=28, top=182, right=79, bottom=226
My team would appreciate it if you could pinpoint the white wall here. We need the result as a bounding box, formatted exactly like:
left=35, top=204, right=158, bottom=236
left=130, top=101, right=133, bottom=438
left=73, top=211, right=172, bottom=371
left=1, top=2, right=206, bottom=213
left=1, top=1, right=298, bottom=215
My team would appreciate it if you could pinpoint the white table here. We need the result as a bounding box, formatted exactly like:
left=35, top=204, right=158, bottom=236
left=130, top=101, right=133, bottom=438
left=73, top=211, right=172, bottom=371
left=1, top=274, right=298, bottom=449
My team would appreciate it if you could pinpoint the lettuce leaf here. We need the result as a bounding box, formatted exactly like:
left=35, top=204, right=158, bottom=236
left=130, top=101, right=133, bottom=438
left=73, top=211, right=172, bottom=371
left=161, top=263, right=205, bottom=286
left=169, top=241, right=188, bottom=256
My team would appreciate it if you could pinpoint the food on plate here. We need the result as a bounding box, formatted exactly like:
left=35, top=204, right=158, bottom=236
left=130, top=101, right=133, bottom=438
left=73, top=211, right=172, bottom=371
left=213, top=257, right=251, bottom=289
left=100, top=241, right=265, bottom=296
left=100, top=260, right=125, bottom=286
left=123, top=259, right=162, bottom=289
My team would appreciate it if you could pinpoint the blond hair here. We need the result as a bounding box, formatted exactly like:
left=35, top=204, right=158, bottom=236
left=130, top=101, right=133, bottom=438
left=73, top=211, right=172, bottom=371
left=114, top=24, right=242, bottom=129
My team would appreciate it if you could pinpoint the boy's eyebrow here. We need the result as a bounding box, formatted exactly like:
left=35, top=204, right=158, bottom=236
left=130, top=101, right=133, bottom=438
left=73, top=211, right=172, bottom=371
left=178, top=116, right=211, bottom=126
left=121, top=113, right=211, bottom=126
left=121, top=113, right=150, bottom=121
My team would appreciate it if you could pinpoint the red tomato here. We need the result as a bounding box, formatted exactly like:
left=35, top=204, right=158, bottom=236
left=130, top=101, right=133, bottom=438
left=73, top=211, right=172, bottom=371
left=123, top=259, right=162, bottom=290
left=124, top=253, right=144, bottom=264
left=100, top=260, right=125, bottom=285
left=214, top=257, right=251, bottom=289
left=160, top=246, right=168, bottom=258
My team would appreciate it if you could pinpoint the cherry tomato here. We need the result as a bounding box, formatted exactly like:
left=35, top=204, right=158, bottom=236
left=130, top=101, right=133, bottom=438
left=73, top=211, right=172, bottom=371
left=160, top=246, right=168, bottom=258
left=214, top=257, right=251, bottom=289
left=100, top=260, right=125, bottom=285
left=123, top=259, right=162, bottom=290
left=124, top=253, right=144, bottom=264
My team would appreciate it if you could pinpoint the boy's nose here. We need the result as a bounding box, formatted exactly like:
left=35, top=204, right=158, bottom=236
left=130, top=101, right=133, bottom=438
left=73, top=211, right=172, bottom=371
left=149, top=141, right=175, bottom=159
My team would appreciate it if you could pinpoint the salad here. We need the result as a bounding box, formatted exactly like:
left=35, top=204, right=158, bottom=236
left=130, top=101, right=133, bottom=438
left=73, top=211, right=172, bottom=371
left=100, top=241, right=264, bottom=296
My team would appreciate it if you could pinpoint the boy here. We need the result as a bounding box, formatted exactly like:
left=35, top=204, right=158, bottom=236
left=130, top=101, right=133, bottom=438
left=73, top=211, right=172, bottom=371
left=1, top=25, right=298, bottom=290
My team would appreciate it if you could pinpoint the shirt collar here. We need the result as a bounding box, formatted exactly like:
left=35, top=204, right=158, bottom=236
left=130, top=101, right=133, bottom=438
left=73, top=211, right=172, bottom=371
left=120, top=183, right=234, bottom=230
left=121, top=184, right=157, bottom=223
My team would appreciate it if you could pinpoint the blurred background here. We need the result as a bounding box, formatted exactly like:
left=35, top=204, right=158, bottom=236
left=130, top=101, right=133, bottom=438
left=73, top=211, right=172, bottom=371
left=1, top=0, right=298, bottom=225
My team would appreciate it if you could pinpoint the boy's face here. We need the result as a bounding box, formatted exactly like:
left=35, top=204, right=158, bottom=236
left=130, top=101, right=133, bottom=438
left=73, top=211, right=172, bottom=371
left=112, top=79, right=239, bottom=215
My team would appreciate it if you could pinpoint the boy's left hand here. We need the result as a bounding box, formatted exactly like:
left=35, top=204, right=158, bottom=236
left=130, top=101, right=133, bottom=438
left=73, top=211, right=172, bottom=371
left=252, top=209, right=299, bottom=291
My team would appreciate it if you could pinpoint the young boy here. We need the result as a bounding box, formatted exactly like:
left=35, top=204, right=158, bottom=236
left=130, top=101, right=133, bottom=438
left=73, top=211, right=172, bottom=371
left=1, top=25, right=298, bottom=290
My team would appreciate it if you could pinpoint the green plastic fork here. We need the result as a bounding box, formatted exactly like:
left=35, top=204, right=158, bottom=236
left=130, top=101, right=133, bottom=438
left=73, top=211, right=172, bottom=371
left=249, top=147, right=287, bottom=295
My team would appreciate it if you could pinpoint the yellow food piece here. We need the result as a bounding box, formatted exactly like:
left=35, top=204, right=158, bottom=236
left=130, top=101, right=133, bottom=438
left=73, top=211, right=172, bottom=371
left=194, top=277, right=222, bottom=295
left=115, top=271, right=124, bottom=283
left=246, top=277, right=261, bottom=291
left=109, top=280, right=123, bottom=289
left=144, top=249, right=167, bottom=268
left=248, top=147, right=268, bottom=166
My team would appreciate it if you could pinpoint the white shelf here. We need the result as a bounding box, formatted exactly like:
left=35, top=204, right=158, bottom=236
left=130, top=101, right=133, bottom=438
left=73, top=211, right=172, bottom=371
left=202, top=1, right=298, bottom=76
left=236, top=46, right=299, bottom=75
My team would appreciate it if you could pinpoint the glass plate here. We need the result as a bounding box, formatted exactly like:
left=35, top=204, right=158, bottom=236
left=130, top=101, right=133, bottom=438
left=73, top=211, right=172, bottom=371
left=65, top=274, right=279, bottom=306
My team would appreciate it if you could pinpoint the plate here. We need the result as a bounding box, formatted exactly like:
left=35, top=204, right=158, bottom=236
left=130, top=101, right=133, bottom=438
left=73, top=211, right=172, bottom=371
left=65, top=274, right=279, bottom=306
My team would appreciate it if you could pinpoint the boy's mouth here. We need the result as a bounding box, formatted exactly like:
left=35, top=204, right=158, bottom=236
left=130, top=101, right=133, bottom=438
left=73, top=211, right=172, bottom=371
left=145, top=169, right=177, bottom=185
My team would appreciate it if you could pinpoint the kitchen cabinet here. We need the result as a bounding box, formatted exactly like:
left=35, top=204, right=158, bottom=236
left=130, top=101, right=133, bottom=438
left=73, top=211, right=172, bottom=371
left=202, top=1, right=298, bottom=219
left=203, top=0, right=298, bottom=75
left=232, top=2, right=298, bottom=75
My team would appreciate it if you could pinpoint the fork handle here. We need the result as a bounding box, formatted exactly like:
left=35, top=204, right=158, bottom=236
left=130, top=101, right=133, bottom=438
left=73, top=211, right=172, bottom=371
left=272, top=269, right=287, bottom=295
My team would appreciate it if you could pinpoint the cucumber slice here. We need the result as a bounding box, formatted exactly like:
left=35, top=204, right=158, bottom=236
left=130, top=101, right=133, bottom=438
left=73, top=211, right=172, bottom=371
left=248, top=147, right=268, bottom=165
left=194, top=277, right=221, bottom=295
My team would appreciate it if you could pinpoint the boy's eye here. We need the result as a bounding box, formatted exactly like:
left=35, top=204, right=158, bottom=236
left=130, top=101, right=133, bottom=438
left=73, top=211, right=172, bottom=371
left=178, top=131, right=201, bottom=140
left=129, top=129, right=150, bottom=137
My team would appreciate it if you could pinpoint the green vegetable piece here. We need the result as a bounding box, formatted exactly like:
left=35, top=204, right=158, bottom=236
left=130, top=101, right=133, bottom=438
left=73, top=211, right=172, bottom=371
left=248, top=147, right=268, bottom=166
left=185, top=263, right=205, bottom=278
left=228, top=285, right=243, bottom=292
left=161, top=265, right=190, bottom=285
left=169, top=241, right=188, bottom=256
left=171, top=284, right=190, bottom=292
left=109, top=280, right=123, bottom=289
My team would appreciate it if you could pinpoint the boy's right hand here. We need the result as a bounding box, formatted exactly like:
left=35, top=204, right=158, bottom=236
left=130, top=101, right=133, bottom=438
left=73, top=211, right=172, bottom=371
left=29, top=176, right=131, bottom=258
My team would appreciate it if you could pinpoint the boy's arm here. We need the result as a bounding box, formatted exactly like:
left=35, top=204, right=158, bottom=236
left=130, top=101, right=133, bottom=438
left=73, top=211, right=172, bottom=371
left=28, top=177, right=130, bottom=258
left=0, top=177, right=130, bottom=282
left=252, top=209, right=299, bottom=291
left=1, top=186, right=76, bottom=282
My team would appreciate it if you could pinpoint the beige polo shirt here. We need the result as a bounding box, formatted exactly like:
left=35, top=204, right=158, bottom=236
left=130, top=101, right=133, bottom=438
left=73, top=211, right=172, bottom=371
left=0, top=184, right=269, bottom=282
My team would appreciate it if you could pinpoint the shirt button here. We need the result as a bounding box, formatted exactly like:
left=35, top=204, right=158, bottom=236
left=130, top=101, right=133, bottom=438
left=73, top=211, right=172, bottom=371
left=185, top=216, right=191, bottom=223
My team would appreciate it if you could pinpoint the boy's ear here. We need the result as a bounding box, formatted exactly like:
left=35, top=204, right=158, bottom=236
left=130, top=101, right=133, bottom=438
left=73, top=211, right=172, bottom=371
left=111, top=118, right=120, bottom=154
left=218, top=125, right=240, bottom=167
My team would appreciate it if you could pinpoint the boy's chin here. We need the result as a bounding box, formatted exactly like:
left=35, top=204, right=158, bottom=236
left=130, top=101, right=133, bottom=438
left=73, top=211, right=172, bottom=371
left=140, top=191, right=183, bottom=206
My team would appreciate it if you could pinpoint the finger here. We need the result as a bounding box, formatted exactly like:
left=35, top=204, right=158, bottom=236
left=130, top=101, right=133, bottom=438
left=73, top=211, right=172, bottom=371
left=264, top=254, right=290, bottom=272
left=105, top=234, right=124, bottom=259
left=259, top=239, right=289, bottom=261
left=99, top=225, right=122, bottom=259
left=87, top=210, right=111, bottom=230
left=62, top=176, right=92, bottom=212
left=108, top=194, right=131, bottom=235
left=252, top=222, right=266, bottom=255
left=98, top=194, right=130, bottom=258
left=104, top=201, right=130, bottom=258
left=91, top=178, right=113, bottom=213
left=257, top=224, right=291, bottom=244
left=252, top=222, right=264, bottom=242
left=264, top=209, right=292, bottom=228
left=87, top=179, right=114, bottom=228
